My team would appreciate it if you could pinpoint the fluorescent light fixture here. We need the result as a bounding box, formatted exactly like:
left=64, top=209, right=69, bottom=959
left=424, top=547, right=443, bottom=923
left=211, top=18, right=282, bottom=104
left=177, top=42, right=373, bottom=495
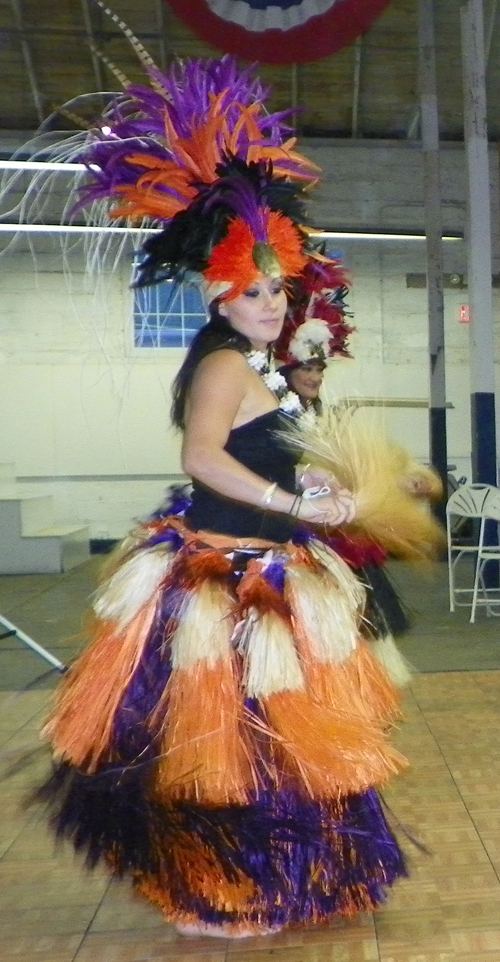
left=0, top=223, right=157, bottom=234
left=0, top=223, right=463, bottom=240
left=317, top=230, right=462, bottom=242
left=0, top=160, right=85, bottom=171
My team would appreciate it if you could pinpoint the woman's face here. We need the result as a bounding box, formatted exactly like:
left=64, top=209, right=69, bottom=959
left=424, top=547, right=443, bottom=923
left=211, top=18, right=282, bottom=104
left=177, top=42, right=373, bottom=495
left=218, top=275, right=287, bottom=350
left=287, top=361, right=325, bottom=401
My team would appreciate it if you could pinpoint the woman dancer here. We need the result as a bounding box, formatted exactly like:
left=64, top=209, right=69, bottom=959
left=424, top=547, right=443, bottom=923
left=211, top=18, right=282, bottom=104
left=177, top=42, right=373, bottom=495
left=275, top=266, right=440, bottom=683
left=36, top=42, right=409, bottom=937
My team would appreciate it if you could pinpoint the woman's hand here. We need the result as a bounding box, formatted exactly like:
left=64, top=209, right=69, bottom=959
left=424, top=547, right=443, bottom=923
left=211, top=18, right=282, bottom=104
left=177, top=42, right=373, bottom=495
left=297, top=489, right=356, bottom=526
left=402, top=475, right=432, bottom=498
left=299, top=466, right=341, bottom=492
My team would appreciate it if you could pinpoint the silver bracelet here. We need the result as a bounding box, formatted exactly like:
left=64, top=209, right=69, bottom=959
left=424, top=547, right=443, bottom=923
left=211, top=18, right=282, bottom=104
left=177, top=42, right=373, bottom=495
left=261, top=482, right=278, bottom=506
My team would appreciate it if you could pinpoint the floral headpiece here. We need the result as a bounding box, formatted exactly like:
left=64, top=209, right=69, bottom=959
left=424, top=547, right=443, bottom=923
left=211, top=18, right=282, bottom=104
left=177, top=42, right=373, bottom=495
left=274, top=258, right=355, bottom=366
left=69, top=7, right=329, bottom=301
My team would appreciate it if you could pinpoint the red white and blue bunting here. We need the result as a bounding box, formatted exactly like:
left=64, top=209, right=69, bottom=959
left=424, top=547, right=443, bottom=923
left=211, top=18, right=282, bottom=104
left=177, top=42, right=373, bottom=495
left=165, top=0, right=393, bottom=64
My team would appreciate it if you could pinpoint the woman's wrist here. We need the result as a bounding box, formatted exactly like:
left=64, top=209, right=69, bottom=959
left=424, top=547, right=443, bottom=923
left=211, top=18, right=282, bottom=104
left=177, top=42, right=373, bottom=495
left=259, top=473, right=356, bottom=525
left=260, top=484, right=302, bottom=516
left=261, top=482, right=278, bottom=506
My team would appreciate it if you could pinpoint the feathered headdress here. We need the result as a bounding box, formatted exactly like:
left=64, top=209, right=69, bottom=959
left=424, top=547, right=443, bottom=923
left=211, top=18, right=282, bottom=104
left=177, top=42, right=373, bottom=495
left=70, top=8, right=328, bottom=301
left=274, top=258, right=355, bottom=366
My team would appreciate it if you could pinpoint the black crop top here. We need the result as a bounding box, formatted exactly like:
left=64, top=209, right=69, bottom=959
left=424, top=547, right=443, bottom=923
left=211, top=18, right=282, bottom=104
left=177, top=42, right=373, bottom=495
left=185, top=409, right=298, bottom=541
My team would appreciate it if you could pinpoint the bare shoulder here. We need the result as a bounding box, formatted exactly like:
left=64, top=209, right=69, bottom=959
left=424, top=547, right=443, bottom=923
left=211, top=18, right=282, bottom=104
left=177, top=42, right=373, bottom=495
left=196, top=349, right=249, bottom=379
left=187, top=349, right=249, bottom=418
left=191, top=349, right=250, bottom=401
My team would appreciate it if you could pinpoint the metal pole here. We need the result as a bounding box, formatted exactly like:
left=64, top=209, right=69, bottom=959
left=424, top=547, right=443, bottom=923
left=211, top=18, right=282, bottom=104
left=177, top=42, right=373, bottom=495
left=460, top=0, right=497, bottom=487
left=0, top=614, right=66, bottom=673
left=418, top=0, right=448, bottom=524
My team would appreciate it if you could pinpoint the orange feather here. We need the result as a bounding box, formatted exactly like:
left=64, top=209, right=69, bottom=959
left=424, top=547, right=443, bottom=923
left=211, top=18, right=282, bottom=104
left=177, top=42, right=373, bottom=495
left=264, top=690, right=408, bottom=797
left=154, top=659, right=255, bottom=805
left=205, top=214, right=307, bottom=299
left=236, top=559, right=290, bottom=618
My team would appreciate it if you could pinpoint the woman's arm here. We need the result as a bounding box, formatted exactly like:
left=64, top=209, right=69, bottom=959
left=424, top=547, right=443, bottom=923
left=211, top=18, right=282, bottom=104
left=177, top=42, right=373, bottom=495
left=182, top=350, right=355, bottom=524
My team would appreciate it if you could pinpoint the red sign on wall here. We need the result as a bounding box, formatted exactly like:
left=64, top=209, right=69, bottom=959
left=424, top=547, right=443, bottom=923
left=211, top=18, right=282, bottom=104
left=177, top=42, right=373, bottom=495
left=459, top=305, right=470, bottom=324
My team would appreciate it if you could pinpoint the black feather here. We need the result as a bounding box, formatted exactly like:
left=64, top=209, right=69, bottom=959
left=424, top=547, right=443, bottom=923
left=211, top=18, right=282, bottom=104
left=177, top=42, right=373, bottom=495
left=134, top=158, right=311, bottom=289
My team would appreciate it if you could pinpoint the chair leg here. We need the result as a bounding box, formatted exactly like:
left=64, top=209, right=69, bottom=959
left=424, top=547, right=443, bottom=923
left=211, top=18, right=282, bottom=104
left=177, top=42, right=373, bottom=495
left=448, top=551, right=455, bottom=612
left=470, top=557, right=482, bottom=623
left=483, top=564, right=500, bottom=617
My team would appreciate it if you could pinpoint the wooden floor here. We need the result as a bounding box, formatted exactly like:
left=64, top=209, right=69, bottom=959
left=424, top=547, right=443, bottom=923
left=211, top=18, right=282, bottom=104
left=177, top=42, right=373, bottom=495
left=1, top=559, right=500, bottom=961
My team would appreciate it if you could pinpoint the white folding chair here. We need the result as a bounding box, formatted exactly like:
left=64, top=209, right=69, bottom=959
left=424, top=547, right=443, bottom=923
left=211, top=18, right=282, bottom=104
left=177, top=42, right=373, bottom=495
left=446, top=483, right=496, bottom=613
left=469, top=486, right=500, bottom=623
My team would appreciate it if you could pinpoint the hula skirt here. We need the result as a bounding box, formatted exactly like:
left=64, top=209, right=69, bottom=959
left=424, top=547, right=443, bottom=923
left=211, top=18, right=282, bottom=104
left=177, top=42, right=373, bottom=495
left=38, top=516, right=408, bottom=933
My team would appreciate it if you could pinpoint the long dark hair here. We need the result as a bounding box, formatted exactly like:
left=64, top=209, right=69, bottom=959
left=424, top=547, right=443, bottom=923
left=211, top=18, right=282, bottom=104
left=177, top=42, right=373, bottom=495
left=171, top=307, right=252, bottom=429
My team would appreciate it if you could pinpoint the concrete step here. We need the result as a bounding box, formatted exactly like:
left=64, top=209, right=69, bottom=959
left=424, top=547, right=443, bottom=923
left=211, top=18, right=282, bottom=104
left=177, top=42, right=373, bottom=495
left=0, top=492, right=55, bottom=532
left=0, top=495, right=90, bottom=574
left=26, top=524, right=91, bottom=573
left=20, top=495, right=55, bottom=534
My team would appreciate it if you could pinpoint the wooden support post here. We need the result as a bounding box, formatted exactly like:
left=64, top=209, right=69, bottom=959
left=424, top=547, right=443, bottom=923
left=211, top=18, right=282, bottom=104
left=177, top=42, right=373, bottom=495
left=461, top=0, right=497, bottom=487
left=419, top=0, right=448, bottom=525
left=461, top=0, right=498, bottom=586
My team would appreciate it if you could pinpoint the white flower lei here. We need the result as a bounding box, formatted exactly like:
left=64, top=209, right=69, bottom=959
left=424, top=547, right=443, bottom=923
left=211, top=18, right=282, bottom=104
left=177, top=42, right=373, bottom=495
left=244, top=350, right=316, bottom=426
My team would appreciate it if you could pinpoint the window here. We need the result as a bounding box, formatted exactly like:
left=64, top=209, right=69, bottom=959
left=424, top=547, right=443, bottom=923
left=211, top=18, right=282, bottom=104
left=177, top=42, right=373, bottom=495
left=134, top=277, right=208, bottom=348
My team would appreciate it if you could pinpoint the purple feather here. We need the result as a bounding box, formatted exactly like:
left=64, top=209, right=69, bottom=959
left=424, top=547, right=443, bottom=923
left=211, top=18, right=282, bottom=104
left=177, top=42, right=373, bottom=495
left=147, top=485, right=192, bottom=521
left=75, top=55, right=309, bottom=218
left=292, top=526, right=314, bottom=547
left=143, top=528, right=184, bottom=551
left=262, top=560, right=286, bottom=594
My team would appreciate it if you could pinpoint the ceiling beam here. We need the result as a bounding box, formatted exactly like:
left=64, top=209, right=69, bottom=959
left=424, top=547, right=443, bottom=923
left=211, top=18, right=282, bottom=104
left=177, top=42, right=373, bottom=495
left=80, top=0, right=106, bottom=92
left=0, top=26, right=166, bottom=42
left=351, top=37, right=363, bottom=137
left=9, top=0, right=45, bottom=124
